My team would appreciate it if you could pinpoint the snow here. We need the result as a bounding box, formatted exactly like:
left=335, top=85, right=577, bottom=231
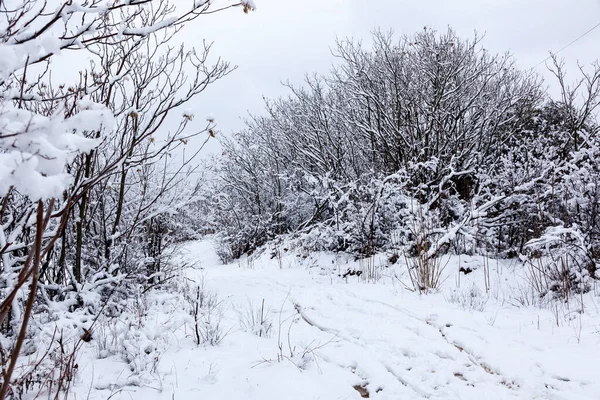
left=0, top=100, right=114, bottom=199
left=61, top=238, right=600, bottom=400
left=242, top=0, right=257, bottom=10
left=194, top=0, right=211, bottom=8
left=123, top=17, right=178, bottom=36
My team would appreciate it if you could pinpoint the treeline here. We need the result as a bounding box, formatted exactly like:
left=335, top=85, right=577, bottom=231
left=210, top=29, right=600, bottom=295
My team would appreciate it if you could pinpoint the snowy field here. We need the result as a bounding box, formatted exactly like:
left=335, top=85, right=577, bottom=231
left=59, top=238, right=600, bottom=400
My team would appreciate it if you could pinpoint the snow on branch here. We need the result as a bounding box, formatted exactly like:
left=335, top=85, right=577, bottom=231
left=122, top=16, right=177, bottom=36
left=0, top=100, right=114, bottom=199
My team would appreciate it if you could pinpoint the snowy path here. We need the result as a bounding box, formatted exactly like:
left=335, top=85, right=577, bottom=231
left=77, top=239, right=600, bottom=400
left=174, top=240, right=600, bottom=400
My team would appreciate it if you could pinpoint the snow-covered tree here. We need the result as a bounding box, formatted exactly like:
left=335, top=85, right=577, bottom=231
left=0, top=1, right=254, bottom=398
left=211, top=28, right=545, bottom=259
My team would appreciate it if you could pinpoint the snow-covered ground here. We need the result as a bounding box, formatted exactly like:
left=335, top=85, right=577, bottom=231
left=69, top=238, right=600, bottom=400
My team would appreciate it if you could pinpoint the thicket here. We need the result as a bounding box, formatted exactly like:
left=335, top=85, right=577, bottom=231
left=210, top=29, right=600, bottom=296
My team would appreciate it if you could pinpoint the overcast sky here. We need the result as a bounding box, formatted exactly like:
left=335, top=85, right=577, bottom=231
left=178, top=0, right=600, bottom=158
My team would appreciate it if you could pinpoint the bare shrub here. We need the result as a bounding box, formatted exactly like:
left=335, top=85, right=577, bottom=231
left=184, top=279, right=229, bottom=346
left=358, top=256, right=385, bottom=283
left=1, top=328, right=80, bottom=400
left=237, top=299, right=273, bottom=338
left=405, top=253, right=446, bottom=293
left=213, top=234, right=234, bottom=264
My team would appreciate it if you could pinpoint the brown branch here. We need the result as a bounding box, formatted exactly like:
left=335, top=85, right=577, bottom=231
left=0, top=201, right=44, bottom=400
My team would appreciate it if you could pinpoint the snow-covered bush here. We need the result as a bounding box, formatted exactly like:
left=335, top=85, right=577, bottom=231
left=526, top=227, right=593, bottom=299
left=497, top=60, right=600, bottom=300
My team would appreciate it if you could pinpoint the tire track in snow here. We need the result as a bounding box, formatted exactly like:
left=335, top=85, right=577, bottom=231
left=423, top=318, right=520, bottom=390
left=353, top=291, right=588, bottom=399
left=291, top=285, right=531, bottom=399
left=355, top=293, right=525, bottom=396
left=294, top=302, right=434, bottom=399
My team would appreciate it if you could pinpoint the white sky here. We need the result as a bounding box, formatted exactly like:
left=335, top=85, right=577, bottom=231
left=176, top=0, right=600, bottom=158
left=44, top=0, right=600, bottom=165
